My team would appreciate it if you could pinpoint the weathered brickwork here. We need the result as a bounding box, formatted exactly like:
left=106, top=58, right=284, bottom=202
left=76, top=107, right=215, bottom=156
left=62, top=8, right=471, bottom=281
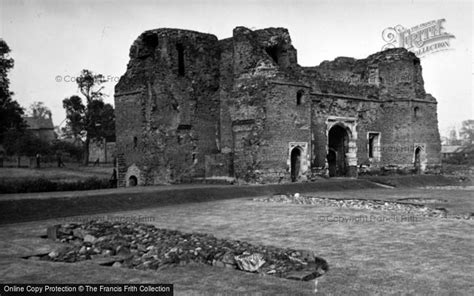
left=115, top=27, right=441, bottom=186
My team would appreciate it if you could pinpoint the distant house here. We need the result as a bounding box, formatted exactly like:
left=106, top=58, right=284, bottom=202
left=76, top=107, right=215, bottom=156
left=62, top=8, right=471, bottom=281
left=23, top=116, right=56, bottom=142
left=457, top=144, right=474, bottom=161
left=441, top=145, right=463, bottom=159
left=441, top=144, right=474, bottom=162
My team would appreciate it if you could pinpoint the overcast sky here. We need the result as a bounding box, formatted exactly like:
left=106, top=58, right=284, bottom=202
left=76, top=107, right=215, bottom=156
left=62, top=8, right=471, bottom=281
left=1, top=0, right=472, bottom=136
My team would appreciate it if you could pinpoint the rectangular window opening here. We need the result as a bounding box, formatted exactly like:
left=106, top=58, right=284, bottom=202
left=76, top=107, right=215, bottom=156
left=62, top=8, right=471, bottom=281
left=368, top=132, right=381, bottom=159
left=177, top=44, right=185, bottom=76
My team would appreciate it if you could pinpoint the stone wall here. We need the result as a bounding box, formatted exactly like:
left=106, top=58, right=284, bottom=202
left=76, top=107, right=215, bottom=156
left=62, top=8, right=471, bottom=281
left=307, top=48, right=441, bottom=176
left=115, top=29, right=220, bottom=186
left=88, top=139, right=116, bottom=164
left=115, top=27, right=441, bottom=186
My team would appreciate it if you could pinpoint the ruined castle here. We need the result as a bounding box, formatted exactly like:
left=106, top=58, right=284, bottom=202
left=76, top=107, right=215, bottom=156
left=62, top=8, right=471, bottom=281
left=114, top=26, right=441, bottom=187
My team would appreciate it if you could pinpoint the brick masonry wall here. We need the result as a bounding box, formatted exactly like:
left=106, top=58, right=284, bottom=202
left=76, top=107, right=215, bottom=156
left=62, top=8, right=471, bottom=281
left=115, top=27, right=441, bottom=186
left=261, top=84, right=312, bottom=182
left=115, top=29, right=220, bottom=186
left=88, top=140, right=116, bottom=163
left=307, top=48, right=441, bottom=176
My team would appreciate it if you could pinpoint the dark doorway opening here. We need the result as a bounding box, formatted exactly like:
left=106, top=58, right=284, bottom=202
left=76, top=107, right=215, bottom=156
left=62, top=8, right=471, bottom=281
left=296, top=90, right=304, bottom=105
left=327, top=125, right=349, bottom=177
left=128, top=175, right=138, bottom=187
left=414, top=107, right=420, bottom=119
left=414, top=147, right=421, bottom=174
left=327, top=149, right=337, bottom=177
left=265, top=45, right=282, bottom=65
left=290, top=147, right=302, bottom=182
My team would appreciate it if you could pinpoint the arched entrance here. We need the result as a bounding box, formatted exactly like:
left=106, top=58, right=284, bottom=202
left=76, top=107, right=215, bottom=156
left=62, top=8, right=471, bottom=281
left=327, top=125, right=349, bottom=177
left=290, top=147, right=302, bottom=182
left=414, top=147, right=421, bottom=174
left=128, top=175, right=138, bottom=187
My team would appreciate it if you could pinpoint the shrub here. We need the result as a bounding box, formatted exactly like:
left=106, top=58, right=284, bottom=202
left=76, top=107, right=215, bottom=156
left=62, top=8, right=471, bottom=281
left=0, top=177, right=115, bottom=194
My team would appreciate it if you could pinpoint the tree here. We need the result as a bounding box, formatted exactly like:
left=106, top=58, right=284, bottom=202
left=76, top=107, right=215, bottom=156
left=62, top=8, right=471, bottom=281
left=3, top=129, right=50, bottom=167
left=459, top=120, right=474, bottom=144
left=447, top=127, right=461, bottom=145
left=0, top=39, right=25, bottom=143
left=63, top=69, right=115, bottom=165
left=28, top=101, right=52, bottom=119
left=62, top=95, right=85, bottom=141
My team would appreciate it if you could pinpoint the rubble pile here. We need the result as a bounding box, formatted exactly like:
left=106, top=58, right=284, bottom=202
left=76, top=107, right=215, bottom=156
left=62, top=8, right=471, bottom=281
left=255, top=194, right=473, bottom=220
left=38, top=221, right=328, bottom=281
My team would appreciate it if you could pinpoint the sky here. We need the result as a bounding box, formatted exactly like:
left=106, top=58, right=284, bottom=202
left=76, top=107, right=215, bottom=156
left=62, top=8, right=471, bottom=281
left=1, top=0, right=472, bottom=137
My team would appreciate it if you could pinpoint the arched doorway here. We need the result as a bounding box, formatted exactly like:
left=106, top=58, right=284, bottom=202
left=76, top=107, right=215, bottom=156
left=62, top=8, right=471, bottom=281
left=414, top=147, right=421, bottom=174
left=290, top=147, right=302, bottom=182
left=128, top=175, right=138, bottom=187
left=327, top=125, right=349, bottom=177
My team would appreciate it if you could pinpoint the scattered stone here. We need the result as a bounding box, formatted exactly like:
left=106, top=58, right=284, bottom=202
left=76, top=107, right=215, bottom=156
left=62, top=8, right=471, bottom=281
left=83, top=234, right=97, bottom=243
left=47, top=225, right=60, bottom=240
left=116, top=246, right=131, bottom=257
left=255, top=195, right=472, bottom=219
left=112, top=262, right=122, bottom=268
left=48, top=251, right=59, bottom=258
left=79, top=246, right=87, bottom=255
left=221, top=252, right=236, bottom=266
left=235, top=253, right=265, bottom=272
left=72, top=228, right=88, bottom=239
left=41, top=220, right=328, bottom=281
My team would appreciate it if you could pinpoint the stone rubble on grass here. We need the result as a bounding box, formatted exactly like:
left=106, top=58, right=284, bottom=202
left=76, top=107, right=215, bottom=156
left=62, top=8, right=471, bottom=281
left=234, top=253, right=265, bottom=272
left=254, top=194, right=473, bottom=220
left=40, top=221, right=329, bottom=282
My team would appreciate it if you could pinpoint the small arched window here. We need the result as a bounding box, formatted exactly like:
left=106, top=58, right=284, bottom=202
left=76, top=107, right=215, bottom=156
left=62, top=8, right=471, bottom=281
left=128, top=176, right=138, bottom=187
left=414, top=107, right=420, bottom=118
left=133, top=136, right=138, bottom=148
left=296, top=90, right=304, bottom=105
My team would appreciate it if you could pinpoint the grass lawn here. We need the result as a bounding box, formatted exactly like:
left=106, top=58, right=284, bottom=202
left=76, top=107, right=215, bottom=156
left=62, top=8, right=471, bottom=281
left=0, top=186, right=473, bottom=295
left=0, top=165, right=113, bottom=182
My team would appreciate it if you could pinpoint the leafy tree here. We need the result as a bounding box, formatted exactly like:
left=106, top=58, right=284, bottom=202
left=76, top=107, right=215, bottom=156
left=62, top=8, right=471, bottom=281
left=3, top=129, right=50, bottom=167
left=446, top=127, right=461, bottom=145
left=63, top=95, right=86, bottom=141
left=63, top=70, right=115, bottom=165
left=459, top=120, right=474, bottom=144
left=28, top=101, right=52, bottom=119
left=0, top=39, right=25, bottom=143
left=51, top=139, right=83, bottom=162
